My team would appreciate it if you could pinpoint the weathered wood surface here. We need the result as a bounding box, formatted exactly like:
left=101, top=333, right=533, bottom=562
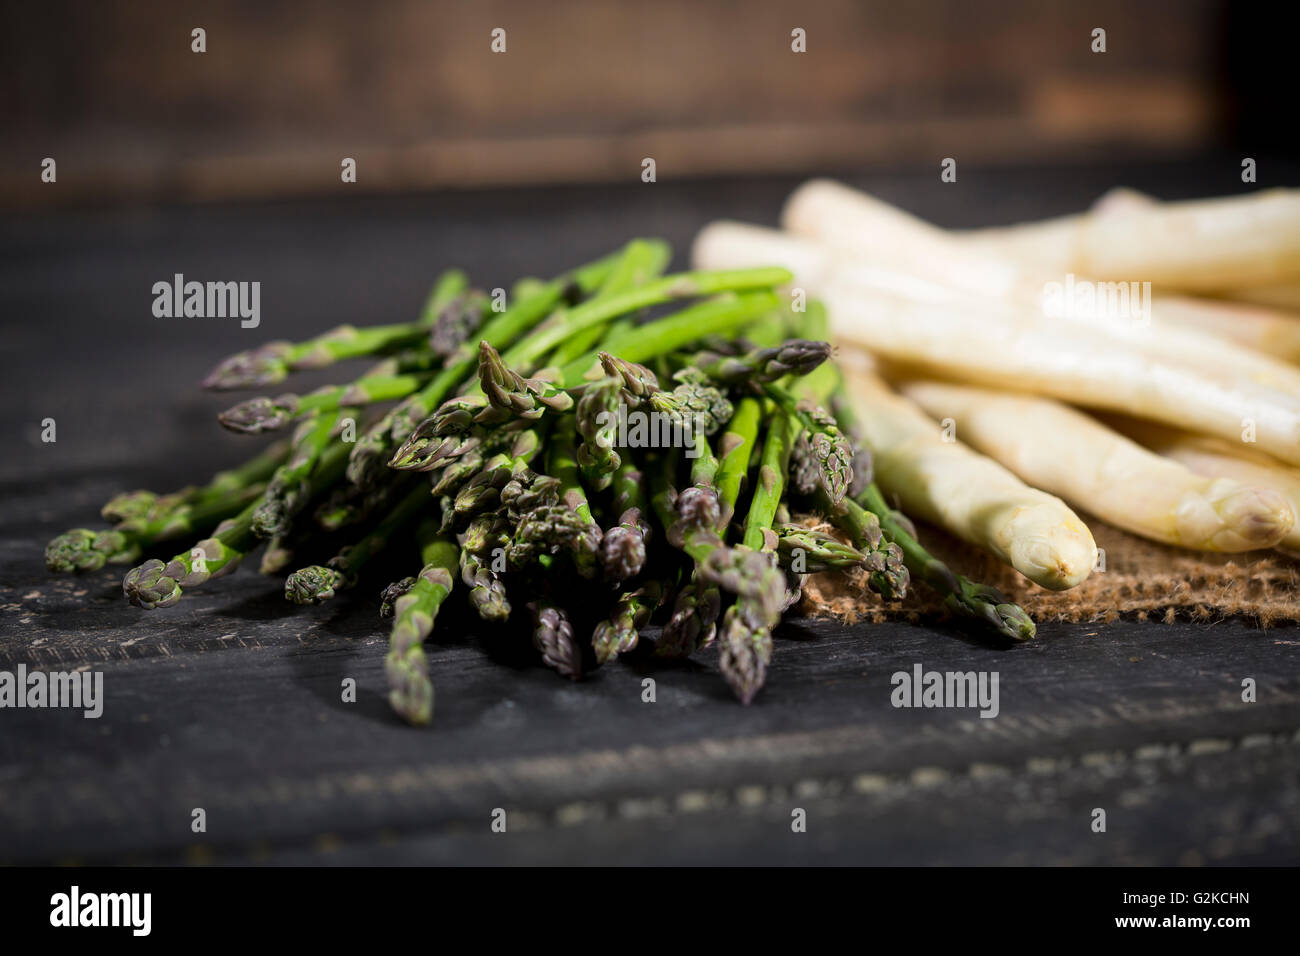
left=2, top=167, right=1298, bottom=865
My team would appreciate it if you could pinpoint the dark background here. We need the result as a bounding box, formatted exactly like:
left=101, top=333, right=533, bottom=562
left=0, top=2, right=1297, bottom=866
left=1, top=0, right=1296, bottom=208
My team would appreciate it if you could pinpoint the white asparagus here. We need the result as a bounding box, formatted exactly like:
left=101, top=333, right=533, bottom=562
left=693, top=220, right=1300, bottom=460
left=952, top=187, right=1300, bottom=292
left=781, top=179, right=1042, bottom=301
left=1104, top=417, right=1300, bottom=553
left=838, top=358, right=1096, bottom=590
left=898, top=379, right=1295, bottom=552
left=782, top=180, right=1300, bottom=351
left=1146, top=295, right=1300, bottom=364
left=698, top=220, right=1300, bottom=391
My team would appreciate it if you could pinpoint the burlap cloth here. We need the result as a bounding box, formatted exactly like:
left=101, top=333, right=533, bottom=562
left=800, top=513, right=1300, bottom=628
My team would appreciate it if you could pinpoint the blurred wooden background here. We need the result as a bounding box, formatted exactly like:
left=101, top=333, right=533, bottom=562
left=0, top=0, right=1282, bottom=208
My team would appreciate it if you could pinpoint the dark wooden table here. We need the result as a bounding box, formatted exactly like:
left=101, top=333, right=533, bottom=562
left=3, top=160, right=1298, bottom=865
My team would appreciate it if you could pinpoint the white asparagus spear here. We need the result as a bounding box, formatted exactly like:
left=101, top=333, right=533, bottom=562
left=898, top=380, right=1295, bottom=552
left=780, top=179, right=1043, bottom=301
left=943, top=194, right=1136, bottom=270
left=694, top=220, right=1300, bottom=456
left=696, top=220, right=1300, bottom=391
left=820, top=272, right=1300, bottom=465
left=953, top=188, right=1300, bottom=291
left=836, top=359, right=1096, bottom=589
left=1146, top=295, right=1300, bottom=364
left=1103, top=417, right=1300, bottom=553
left=781, top=180, right=1300, bottom=347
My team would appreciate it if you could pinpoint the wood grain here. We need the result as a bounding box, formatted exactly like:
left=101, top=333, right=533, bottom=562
left=2, top=167, right=1297, bottom=865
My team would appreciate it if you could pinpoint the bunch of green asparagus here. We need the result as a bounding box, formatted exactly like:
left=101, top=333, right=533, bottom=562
left=45, top=238, right=1033, bottom=724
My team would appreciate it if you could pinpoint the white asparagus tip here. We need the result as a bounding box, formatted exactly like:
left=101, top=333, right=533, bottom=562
left=1004, top=505, right=1097, bottom=591
left=1187, top=482, right=1294, bottom=552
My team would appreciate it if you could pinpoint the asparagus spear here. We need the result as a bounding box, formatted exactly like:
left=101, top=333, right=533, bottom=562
left=559, top=292, right=783, bottom=384
left=100, top=438, right=289, bottom=524
left=285, top=481, right=428, bottom=604
left=719, top=407, right=796, bottom=704
left=476, top=341, right=574, bottom=422
left=457, top=515, right=512, bottom=622
left=761, top=383, right=853, bottom=507
left=685, top=339, right=831, bottom=387
left=714, top=397, right=762, bottom=528
left=503, top=266, right=792, bottom=374
left=123, top=500, right=262, bottom=609
left=541, top=418, right=603, bottom=577
left=774, top=524, right=868, bottom=571
left=428, top=289, right=489, bottom=359
left=529, top=600, right=582, bottom=679
left=649, top=439, right=752, bottom=657
left=203, top=270, right=468, bottom=390
left=661, top=573, right=722, bottom=657
left=218, top=373, right=428, bottom=435
left=546, top=238, right=672, bottom=367
left=386, top=520, right=459, bottom=726
left=575, top=377, right=623, bottom=491
left=600, top=457, right=651, bottom=581
left=348, top=252, right=619, bottom=486
left=857, top=482, right=1034, bottom=641
left=46, top=483, right=265, bottom=573
left=823, top=366, right=1031, bottom=638
left=251, top=410, right=354, bottom=539
left=592, top=581, right=663, bottom=665
left=786, top=357, right=909, bottom=598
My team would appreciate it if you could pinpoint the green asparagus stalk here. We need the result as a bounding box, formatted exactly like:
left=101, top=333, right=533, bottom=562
left=559, top=291, right=783, bottom=385
left=285, top=481, right=429, bottom=604
left=774, top=524, right=868, bottom=572
left=529, top=600, right=582, bottom=679
left=719, top=408, right=796, bottom=704
left=856, top=482, right=1035, bottom=642
left=575, top=377, right=623, bottom=491
left=47, top=483, right=266, bottom=573
left=123, top=499, right=262, bottom=609
left=761, top=383, right=853, bottom=507
left=545, top=238, right=673, bottom=367
left=100, top=438, right=289, bottom=524
left=714, top=397, right=762, bottom=529
left=218, top=373, right=428, bottom=435
left=650, top=445, right=730, bottom=657
left=540, top=419, right=603, bottom=577
left=386, top=520, right=459, bottom=725
left=600, top=458, right=651, bottom=581
left=503, top=266, right=792, bottom=375
left=685, top=339, right=831, bottom=387
left=592, top=581, right=663, bottom=665
left=251, top=410, right=354, bottom=539
left=457, top=515, right=512, bottom=622
left=660, top=572, right=722, bottom=657
left=742, top=411, right=794, bottom=552
left=822, top=495, right=910, bottom=599
left=350, top=252, right=619, bottom=485
left=476, top=341, right=574, bottom=421
left=203, top=270, right=468, bottom=390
